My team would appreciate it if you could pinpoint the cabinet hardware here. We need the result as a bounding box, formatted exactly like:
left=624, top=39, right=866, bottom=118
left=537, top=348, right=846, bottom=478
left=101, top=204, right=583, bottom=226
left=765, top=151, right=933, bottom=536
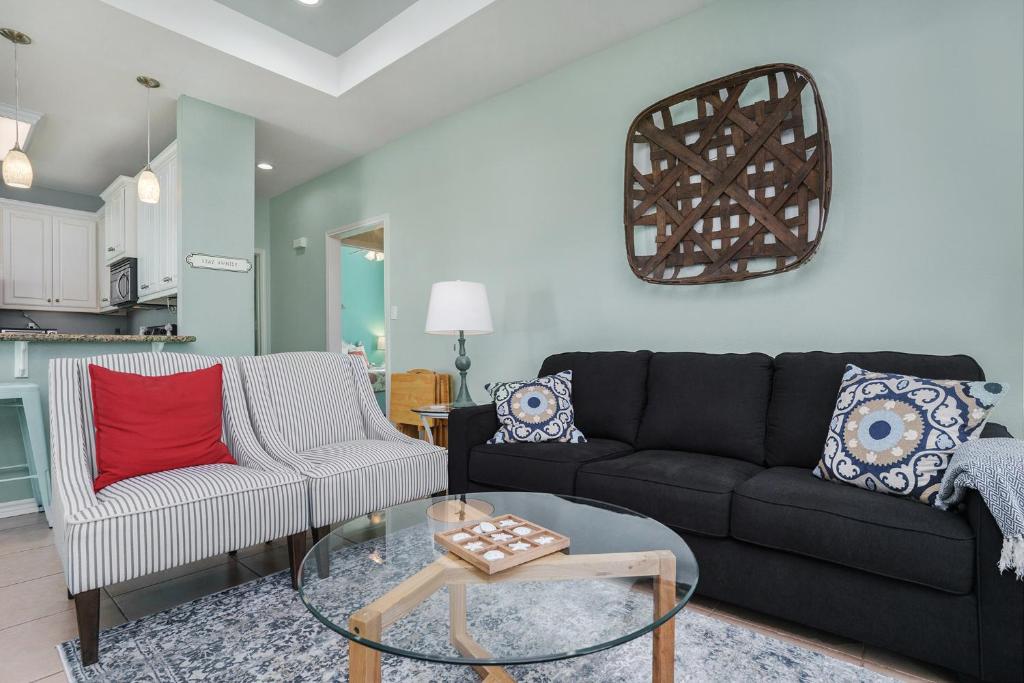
left=47, top=298, right=51, bottom=302
left=106, top=247, right=115, bottom=252
left=55, top=299, right=60, bottom=303
left=140, top=284, right=149, bottom=290
left=162, top=277, right=172, bottom=282
left=101, top=298, right=109, bottom=303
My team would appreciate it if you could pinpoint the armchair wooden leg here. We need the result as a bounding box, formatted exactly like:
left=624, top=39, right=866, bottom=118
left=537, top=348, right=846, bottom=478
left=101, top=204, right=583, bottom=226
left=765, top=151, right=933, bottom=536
left=287, top=532, right=307, bottom=590
left=74, top=589, right=100, bottom=666
left=311, top=525, right=331, bottom=579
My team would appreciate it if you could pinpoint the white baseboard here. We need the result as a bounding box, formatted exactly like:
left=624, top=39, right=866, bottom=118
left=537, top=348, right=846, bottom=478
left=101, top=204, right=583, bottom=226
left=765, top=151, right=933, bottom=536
left=0, top=498, right=40, bottom=519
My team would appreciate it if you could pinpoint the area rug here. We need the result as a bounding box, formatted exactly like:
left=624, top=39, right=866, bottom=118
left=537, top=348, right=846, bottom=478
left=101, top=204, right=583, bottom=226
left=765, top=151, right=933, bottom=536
left=60, top=529, right=892, bottom=682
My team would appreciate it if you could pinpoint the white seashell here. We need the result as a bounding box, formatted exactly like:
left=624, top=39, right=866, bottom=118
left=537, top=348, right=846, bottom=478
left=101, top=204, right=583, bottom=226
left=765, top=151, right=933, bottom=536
left=464, top=541, right=485, bottom=551
left=472, top=522, right=497, bottom=534
left=498, top=519, right=518, bottom=527
left=483, top=550, right=505, bottom=561
left=490, top=533, right=514, bottom=542
left=451, top=532, right=471, bottom=542
left=535, top=535, right=555, bottom=545
left=512, top=526, right=534, bottom=536
left=508, top=541, right=531, bottom=551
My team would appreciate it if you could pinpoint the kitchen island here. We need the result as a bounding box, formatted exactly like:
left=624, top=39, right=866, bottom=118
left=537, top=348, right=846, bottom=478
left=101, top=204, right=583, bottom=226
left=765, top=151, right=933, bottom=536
left=0, top=333, right=196, bottom=379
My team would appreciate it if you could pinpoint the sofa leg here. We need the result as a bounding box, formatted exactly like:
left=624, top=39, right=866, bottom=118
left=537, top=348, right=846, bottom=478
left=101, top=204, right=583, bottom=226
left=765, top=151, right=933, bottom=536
left=74, top=589, right=100, bottom=666
left=228, top=550, right=237, bottom=557
left=311, top=525, right=331, bottom=579
left=286, top=532, right=307, bottom=590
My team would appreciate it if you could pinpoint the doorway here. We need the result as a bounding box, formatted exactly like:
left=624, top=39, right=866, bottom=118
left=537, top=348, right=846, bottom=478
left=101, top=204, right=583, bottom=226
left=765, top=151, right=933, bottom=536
left=325, top=216, right=390, bottom=415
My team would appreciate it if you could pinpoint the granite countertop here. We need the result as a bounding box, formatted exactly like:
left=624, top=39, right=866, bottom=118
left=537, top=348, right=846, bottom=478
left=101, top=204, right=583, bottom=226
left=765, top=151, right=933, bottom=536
left=0, top=333, right=196, bottom=343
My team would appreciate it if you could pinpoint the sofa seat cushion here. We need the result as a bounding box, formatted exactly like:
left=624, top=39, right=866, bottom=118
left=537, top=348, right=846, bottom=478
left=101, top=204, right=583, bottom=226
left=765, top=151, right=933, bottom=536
left=576, top=450, right=763, bottom=537
left=299, top=439, right=448, bottom=527
left=467, top=438, right=632, bottom=495
left=732, top=467, right=975, bottom=594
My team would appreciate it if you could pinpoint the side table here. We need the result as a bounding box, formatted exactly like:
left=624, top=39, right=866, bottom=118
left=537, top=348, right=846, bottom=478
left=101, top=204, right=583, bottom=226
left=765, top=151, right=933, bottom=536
left=410, top=404, right=451, bottom=445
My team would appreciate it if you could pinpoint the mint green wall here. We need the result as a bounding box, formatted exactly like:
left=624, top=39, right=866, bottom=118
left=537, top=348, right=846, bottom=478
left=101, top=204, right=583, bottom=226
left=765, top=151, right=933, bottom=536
left=269, top=0, right=1024, bottom=432
left=341, top=247, right=385, bottom=365
left=177, top=96, right=256, bottom=356
left=0, top=343, right=192, bottom=504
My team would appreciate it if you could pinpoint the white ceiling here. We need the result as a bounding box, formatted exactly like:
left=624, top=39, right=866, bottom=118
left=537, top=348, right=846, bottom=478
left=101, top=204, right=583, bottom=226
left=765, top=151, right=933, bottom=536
left=0, top=0, right=708, bottom=199
left=211, top=0, right=417, bottom=57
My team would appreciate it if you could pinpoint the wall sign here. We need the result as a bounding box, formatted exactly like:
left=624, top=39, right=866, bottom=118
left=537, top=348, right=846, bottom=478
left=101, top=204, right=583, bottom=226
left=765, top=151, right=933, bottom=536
left=624, top=63, right=832, bottom=284
left=185, top=253, right=253, bottom=273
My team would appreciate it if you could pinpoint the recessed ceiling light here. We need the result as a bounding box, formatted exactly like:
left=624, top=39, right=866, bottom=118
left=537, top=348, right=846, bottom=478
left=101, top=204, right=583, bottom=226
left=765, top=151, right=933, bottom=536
left=296, top=0, right=321, bottom=6
left=257, top=162, right=274, bottom=171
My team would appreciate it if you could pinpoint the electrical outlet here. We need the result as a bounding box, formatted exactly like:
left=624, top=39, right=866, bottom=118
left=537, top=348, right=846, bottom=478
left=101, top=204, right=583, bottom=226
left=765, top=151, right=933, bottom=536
left=390, top=305, right=399, bottom=320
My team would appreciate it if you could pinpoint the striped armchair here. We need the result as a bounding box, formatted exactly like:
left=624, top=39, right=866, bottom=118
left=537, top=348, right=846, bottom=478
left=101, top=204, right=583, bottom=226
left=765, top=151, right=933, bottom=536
left=238, top=352, right=447, bottom=543
left=49, top=353, right=309, bottom=666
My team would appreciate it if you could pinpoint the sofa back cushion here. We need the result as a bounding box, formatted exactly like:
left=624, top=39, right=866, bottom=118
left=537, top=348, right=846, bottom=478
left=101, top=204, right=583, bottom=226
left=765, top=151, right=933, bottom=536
left=240, top=352, right=368, bottom=452
left=766, top=351, right=985, bottom=468
left=538, top=351, right=652, bottom=444
left=636, top=352, right=773, bottom=463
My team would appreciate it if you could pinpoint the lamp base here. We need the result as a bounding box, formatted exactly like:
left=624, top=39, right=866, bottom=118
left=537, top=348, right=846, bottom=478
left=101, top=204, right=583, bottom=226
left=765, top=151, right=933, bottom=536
left=452, top=330, right=476, bottom=408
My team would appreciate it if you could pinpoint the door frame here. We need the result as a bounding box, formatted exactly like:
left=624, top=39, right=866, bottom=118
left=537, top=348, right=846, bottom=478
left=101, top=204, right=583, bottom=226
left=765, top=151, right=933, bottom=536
left=325, top=214, right=391, bottom=410
left=253, top=247, right=270, bottom=355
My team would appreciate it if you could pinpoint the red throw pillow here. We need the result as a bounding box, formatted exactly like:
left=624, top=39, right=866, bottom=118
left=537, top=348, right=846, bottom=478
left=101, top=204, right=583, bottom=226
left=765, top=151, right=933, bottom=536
left=89, top=363, right=236, bottom=492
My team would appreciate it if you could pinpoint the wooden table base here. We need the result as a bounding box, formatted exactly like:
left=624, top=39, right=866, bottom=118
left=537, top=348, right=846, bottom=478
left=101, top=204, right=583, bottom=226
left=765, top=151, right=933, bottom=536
left=346, top=550, right=678, bottom=682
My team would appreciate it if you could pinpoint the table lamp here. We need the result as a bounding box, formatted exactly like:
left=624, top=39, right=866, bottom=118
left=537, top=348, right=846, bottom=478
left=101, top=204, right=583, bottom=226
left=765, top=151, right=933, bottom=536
left=425, top=280, right=493, bottom=407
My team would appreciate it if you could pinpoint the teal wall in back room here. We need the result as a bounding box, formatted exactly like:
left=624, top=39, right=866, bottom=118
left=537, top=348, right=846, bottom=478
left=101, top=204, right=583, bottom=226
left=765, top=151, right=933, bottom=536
left=341, top=247, right=385, bottom=365
left=267, top=0, right=1024, bottom=432
left=177, top=96, right=256, bottom=357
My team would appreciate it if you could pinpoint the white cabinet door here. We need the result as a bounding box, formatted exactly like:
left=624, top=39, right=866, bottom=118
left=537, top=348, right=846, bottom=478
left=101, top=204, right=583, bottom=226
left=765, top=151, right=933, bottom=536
left=104, top=185, right=126, bottom=262
left=137, top=192, right=158, bottom=298
left=52, top=216, right=97, bottom=309
left=2, top=207, right=52, bottom=307
left=158, top=154, right=178, bottom=290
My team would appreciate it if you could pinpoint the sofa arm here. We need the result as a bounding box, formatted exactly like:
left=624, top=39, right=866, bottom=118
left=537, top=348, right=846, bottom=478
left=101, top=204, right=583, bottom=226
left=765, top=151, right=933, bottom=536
left=967, top=422, right=1023, bottom=682
left=447, top=404, right=498, bottom=493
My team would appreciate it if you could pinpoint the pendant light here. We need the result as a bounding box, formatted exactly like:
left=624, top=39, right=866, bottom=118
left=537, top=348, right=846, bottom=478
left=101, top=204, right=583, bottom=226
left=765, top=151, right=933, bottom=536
left=136, top=76, right=160, bottom=204
left=1, top=28, right=33, bottom=189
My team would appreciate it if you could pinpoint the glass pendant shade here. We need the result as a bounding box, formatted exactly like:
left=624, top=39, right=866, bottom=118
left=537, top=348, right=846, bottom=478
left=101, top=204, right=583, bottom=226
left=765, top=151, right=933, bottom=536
left=138, top=167, right=160, bottom=204
left=2, top=146, right=32, bottom=188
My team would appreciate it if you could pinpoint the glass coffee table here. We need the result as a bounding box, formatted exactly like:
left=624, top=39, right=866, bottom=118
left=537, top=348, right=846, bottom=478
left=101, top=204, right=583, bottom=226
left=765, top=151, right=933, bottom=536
left=298, top=492, right=699, bottom=682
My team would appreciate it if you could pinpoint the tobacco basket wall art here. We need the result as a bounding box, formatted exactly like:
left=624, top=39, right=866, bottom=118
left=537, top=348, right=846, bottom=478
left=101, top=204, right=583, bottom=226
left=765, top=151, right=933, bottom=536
left=624, top=63, right=831, bottom=284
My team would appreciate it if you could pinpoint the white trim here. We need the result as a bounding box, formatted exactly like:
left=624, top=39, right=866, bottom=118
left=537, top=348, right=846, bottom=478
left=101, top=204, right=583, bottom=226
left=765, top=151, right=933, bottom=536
left=254, top=247, right=271, bottom=355
left=97, top=0, right=496, bottom=97
left=0, top=197, right=99, bottom=220
left=325, top=215, right=391, bottom=413
left=0, top=498, right=40, bottom=519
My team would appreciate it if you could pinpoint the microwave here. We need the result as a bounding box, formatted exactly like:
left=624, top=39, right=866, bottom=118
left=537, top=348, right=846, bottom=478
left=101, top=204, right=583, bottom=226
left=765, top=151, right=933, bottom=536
left=109, top=257, right=138, bottom=307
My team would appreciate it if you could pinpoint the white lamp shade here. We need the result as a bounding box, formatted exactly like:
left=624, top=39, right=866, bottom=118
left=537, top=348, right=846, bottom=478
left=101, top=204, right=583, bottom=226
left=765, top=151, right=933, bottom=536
left=425, top=280, right=493, bottom=335
left=138, top=168, right=160, bottom=204
left=2, top=147, right=32, bottom=188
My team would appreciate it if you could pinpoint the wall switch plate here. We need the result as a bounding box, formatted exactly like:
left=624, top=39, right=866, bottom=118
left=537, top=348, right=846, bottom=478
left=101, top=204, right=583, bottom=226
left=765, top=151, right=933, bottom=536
left=390, top=305, right=398, bottom=320
left=292, top=237, right=308, bottom=250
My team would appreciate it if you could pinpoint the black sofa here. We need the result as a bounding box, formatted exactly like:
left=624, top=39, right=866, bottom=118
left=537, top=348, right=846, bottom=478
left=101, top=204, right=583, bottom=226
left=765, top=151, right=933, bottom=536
left=448, top=351, right=1023, bottom=682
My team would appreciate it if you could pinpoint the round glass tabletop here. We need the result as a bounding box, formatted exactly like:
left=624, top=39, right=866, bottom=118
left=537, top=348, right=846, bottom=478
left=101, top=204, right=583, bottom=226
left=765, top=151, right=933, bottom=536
left=298, top=492, right=699, bottom=668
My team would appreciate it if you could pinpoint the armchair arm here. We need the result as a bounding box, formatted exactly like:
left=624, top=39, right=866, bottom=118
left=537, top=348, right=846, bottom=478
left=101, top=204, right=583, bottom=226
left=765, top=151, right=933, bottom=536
left=48, top=358, right=99, bottom=520
left=967, top=421, right=1024, bottom=682
left=447, top=404, right=499, bottom=493
left=221, top=361, right=303, bottom=473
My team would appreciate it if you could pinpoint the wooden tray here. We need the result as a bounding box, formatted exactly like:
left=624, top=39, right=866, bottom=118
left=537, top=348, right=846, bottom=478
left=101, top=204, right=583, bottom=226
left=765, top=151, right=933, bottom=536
left=434, top=514, right=570, bottom=574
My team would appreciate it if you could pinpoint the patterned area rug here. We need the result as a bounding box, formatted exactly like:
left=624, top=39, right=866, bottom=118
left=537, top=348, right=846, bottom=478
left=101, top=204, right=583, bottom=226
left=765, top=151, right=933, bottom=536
left=60, top=530, right=892, bottom=682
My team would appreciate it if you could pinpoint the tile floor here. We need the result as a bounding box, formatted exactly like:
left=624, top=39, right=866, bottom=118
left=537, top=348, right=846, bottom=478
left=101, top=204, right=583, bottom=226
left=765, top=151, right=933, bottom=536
left=0, top=510, right=957, bottom=683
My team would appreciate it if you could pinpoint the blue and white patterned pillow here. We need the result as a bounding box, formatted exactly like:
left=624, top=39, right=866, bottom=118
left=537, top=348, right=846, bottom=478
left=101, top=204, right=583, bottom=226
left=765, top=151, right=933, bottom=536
left=813, top=364, right=1005, bottom=505
left=485, top=371, right=586, bottom=444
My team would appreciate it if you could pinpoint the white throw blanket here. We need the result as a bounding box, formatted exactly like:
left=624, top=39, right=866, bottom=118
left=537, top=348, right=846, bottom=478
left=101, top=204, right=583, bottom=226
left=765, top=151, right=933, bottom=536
left=936, top=438, right=1024, bottom=579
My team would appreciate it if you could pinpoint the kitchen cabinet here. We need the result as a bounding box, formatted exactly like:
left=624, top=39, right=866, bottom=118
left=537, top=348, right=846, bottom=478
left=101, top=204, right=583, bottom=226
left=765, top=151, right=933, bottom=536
left=52, top=216, right=97, bottom=309
left=137, top=142, right=179, bottom=302
left=99, top=175, right=137, bottom=265
left=1, top=200, right=98, bottom=312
